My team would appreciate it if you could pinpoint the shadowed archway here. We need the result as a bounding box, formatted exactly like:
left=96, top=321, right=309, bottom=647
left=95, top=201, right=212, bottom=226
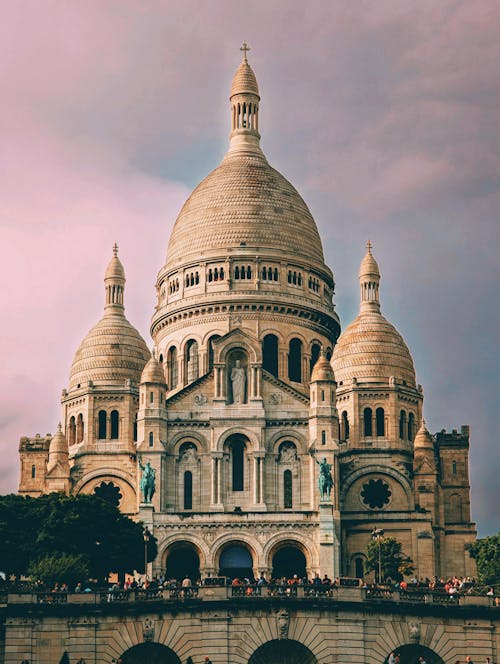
left=383, top=644, right=445, bottom=664
left=248, top=639, right=317, bottom=664
left=120, top=642, right=181, bottom=664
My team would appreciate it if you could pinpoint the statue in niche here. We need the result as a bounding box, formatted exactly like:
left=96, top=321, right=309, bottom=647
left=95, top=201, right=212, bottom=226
left=231, top=359, right=246, bottom=404
left=279, top=443, right=297, bottom=463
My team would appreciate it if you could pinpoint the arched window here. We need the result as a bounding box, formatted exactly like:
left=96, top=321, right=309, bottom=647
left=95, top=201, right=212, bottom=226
left=76, top=413, right=84, bottom=443
left=354, top=557, right=364, bottom=579
left=133, top=413, right=137, bottom=442
left=184, top=471, right=193, bottom=510
left=321, top=430, right=326, bottom=445
left=262, top=334, right=279, bottom=377
left=342, top=411, right=350, bottom=440
left=452, top=460, right=457, bottom=475
left=364, top=408, right=373, bottom=437
left=110, top=410, right=119, bottom=439
left=235, top=265, right=240, bottom=279
left=208, top=334, right=221, bottom=371
left=185, top=339, right=199, bottom=382
left=310, top=343, right=321, bottom=376
left=288, top=338, right=302, bottom=382
left=168, top=346, right=178, bottom=388
left=149, top=432, right=154, bottom=447
left=399, top=410, right=407, bottom=439
left=98, top=410, right=107, bottom=439
left=31, top=464, right=36, bottom=479
left=376, top=407, right=385, bottom=436
left=68, top=416, right=76, bottom=446
left=284, top=470, right=293, bottom=508
left=408, top=412, right=415, bottom=441
left=231, top=439, right=245, bottom=491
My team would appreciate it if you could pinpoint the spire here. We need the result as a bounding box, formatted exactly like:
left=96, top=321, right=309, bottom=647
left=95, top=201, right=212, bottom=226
left=104, top=243, right=126, bottom=314
left=228, top=43, right=262, bottom=156
left=359, top=240, right=381, bottom=313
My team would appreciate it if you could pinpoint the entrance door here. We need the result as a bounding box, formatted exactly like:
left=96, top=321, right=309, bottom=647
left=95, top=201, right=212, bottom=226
left=248, top=639, right=317, bottom=664
left=165, top=544, right=200, bottom=582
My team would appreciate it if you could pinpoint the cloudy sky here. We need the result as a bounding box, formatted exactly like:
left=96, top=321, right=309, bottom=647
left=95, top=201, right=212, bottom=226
left=1, top=1, right=498, bottom=536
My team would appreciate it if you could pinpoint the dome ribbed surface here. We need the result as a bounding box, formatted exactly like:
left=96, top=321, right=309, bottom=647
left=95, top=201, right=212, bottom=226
left=359, top=250, right=380, bottom=279
left=49, top=425, right=67, bottom=455
left=105, top=254, right=125, bottom=281
left=166, top=153, right=324, bottom=266
left=331, top=312, right=416, bottom=386
left=141, top=355, right=166, bottom=385
left=230, top=60, right=259, bottom=98
left=69, top=313, right=149, bottom=390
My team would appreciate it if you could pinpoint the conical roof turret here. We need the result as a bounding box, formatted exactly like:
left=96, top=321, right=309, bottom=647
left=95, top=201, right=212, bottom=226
left=141, top=351, right=167, bottom=385
left=311, top=352, right=335, bottom=382
left=47, top=423, right=69, bottom=471
left=414, top=419, right=435, bottom=452
left=230, top=43, right=260, bottom=98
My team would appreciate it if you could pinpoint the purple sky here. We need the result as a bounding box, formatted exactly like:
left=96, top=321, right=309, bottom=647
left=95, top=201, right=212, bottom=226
left=1, top=1, right=498, bottom=537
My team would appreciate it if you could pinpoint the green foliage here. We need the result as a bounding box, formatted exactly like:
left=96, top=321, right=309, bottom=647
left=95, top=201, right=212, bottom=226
left=365, top=535, right=415, bottom=582
left=28, top=554, right=90, bottom=587
left=469, top=532, right=500, bottom=586
left=0, top=493, right=157, bottom=582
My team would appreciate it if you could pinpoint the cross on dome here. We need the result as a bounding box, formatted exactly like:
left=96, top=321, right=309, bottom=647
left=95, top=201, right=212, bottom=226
left=113, top=242, right=119, bottom=257
left=240, top=42, right=250, bottom=61
left=366, top=239, right=372, bottom=253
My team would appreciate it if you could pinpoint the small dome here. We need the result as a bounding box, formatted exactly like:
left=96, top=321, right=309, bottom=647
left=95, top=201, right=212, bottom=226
left=49, top=423, right=67, bottom=456
left=69, top=313, right=149, bottom=390
left=359, top=241, right=380, bottom=279
left=332, top=311, right=416, bottom=387
left=414, top=420, right=434, bottom=451
left=230, top=58, right=259, bottom=98
left=311, top=354, right=335, bottom=382
left=141, top=354, right=166, bottom=385
left=105, top=243, right=125, bottom=281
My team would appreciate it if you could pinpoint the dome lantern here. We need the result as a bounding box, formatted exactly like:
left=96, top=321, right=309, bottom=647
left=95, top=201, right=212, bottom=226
left=228, top=42, right=262, bottom=156
left=104, top=243, right=126, bottom=313
left=359, top=240, right=381, bottom=314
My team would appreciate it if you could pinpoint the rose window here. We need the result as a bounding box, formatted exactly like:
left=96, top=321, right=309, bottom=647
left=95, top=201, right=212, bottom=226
left=94, top=481, right=122, bottom=507
left=360, top=479, right=391, bottom=509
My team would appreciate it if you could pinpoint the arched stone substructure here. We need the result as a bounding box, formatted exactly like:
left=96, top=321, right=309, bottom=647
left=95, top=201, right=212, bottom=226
left=248, top=639, right=317, bottom=664
left=120, top=642, right=181, bottom=664
left=383, top=644, right=444, bottom=664
left=164, top=541, right=201, bottom=582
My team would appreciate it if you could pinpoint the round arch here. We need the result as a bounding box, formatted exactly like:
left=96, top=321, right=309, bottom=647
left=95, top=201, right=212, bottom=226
left=213, top=538, right=259, bottom=579
left=120, top=642, right=181, bottom=664
left=159, top=535, right=209, bottom=573
left=383, top=644, right=444, bottom=664
left=217, top=427, right=258, bottom=453
left=249, top=639, right=318, bottom=664
left=218, top=336, right=261, bottom=364
left=163, top=541, right=201, bottom=582
left=269, top=430, right=308, bottom=455
left=263, top=533, right=316, bottom=573
left=340, top=465, right=413, bottom=506
left=169, top=430, right=209, bottom=455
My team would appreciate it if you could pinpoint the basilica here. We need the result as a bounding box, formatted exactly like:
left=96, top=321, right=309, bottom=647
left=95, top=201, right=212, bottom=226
left=18, top=47, right=476, bottom=583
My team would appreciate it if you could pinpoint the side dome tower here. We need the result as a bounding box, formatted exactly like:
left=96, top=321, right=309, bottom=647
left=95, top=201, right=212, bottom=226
left=152, top=46, right=340, bottom=395
left=332, top=242, right=422, bottom=449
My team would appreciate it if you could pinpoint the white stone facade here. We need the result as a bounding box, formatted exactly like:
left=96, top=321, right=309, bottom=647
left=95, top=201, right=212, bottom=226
left=18, top=48, right=476, bottom=584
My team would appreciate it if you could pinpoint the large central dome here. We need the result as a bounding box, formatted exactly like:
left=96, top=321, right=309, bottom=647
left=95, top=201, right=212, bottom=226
left=164, top=50, right=324, bottom=269
left=166, top=150, right=324, bottom=267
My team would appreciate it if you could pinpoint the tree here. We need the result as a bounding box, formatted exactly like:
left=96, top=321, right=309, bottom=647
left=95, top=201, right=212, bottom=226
left=0, top=493, right=157, bottom=582
left=469, top=532, right=500, bottom=586
left=365, top=535, right=414, bottom=583
left=28, top=554, right=90, bottom=587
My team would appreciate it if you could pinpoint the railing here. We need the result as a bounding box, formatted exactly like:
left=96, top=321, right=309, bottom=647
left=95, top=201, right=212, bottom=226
left=1, top=586, right=495, bottom=607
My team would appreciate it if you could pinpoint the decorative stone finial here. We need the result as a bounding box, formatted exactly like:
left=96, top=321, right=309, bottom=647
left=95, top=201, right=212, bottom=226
left=366, top=239, right=372, bottom=253
left=240, top=41, right=250, bottom=62
left=113, top=242, right=118, bottom=257
left=57, top=422, right=62, bottom=432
